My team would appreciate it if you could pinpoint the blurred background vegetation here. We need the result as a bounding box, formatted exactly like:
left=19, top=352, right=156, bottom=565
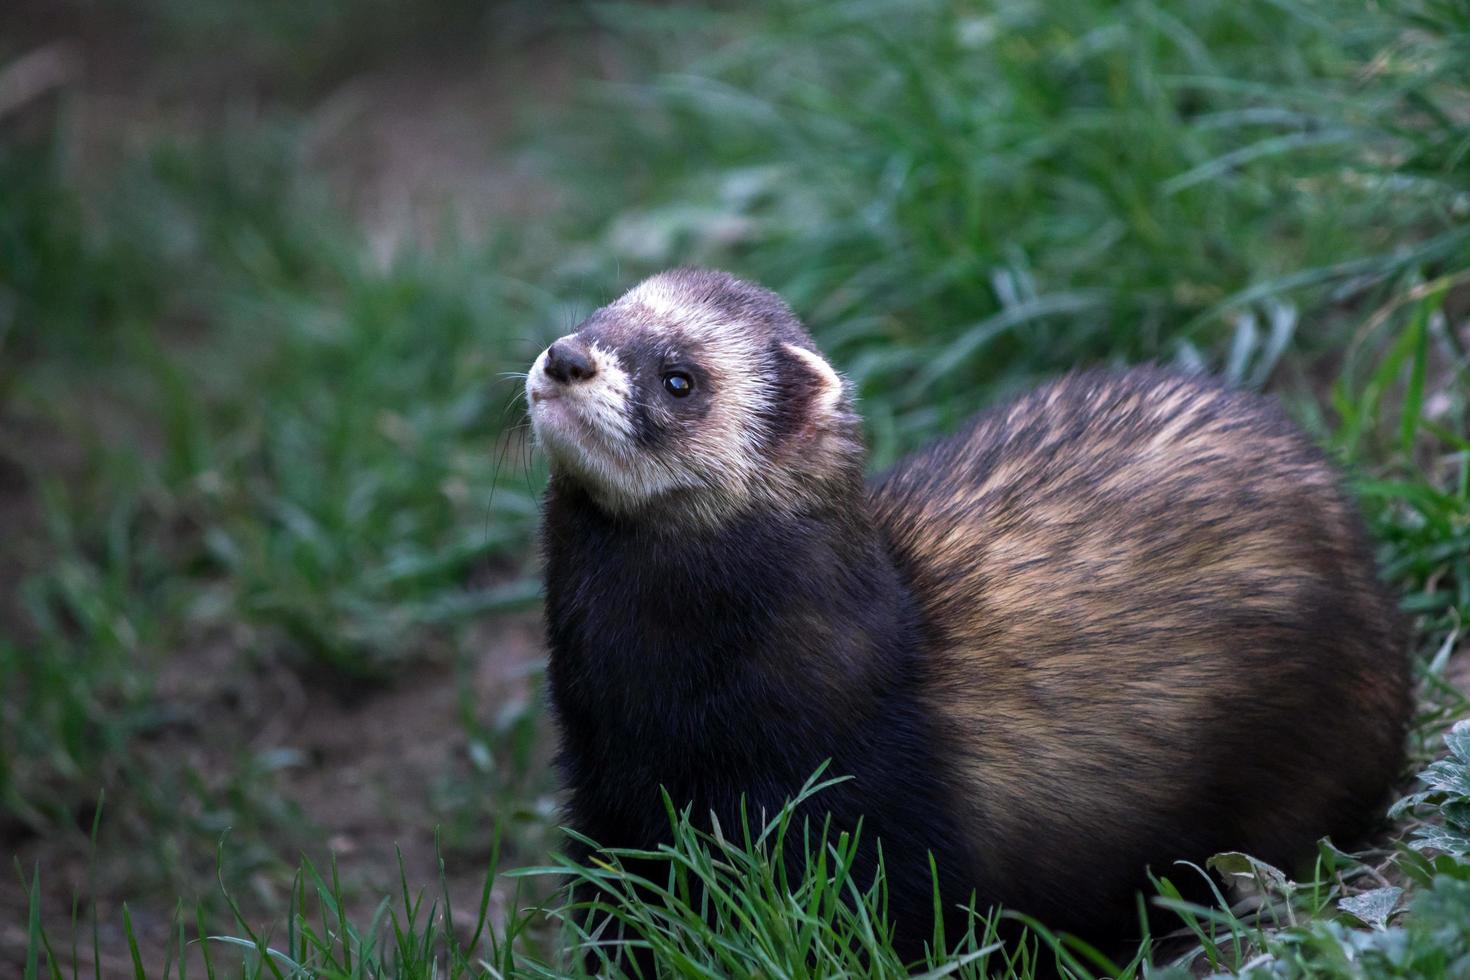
left=2, top=0, right=1468, bottom=975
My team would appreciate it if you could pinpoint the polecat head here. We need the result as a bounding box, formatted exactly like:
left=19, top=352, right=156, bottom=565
left=527, top=268, right=864, bottom=526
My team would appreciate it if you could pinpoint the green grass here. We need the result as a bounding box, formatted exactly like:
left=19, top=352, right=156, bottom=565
left=3, top=0, right=1469, bottom=975
left=18, top=741, right=1470, bottom=978
left=548, top=0, right=1470, bottom=458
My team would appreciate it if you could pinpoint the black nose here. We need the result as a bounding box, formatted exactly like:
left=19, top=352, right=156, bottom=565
left=544, top=339, right=597, bottom=385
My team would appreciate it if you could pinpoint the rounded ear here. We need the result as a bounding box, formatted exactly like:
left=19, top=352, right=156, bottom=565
left=779, top=342, right=847, bottom=419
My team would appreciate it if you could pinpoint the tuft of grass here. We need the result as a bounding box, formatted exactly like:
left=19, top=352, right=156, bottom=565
left=22, top=745, right=1470, bottom=979
left=1148, top=724, right=1470, bottom=978
left=511, top=770, right=1016, bottom=978
left=19, top=773, right=1102, bottom=979
left=1324, top=280, right=1470, bottom=764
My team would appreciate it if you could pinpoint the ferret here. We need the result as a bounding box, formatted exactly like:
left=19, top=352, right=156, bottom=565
left=524, top=268, right=1411, bottom=961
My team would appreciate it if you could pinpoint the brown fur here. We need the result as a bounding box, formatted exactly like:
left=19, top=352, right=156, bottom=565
left=872, top=369, right=1410, bottom=922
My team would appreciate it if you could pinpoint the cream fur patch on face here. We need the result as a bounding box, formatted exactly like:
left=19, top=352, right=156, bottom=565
left=528, top=333, right=689, bottom=510
left=578, top=341, right=635, bottom=442
left=620, top=275, right=739, bottom=349
left=622, top=279, right=685, bottom=327
left=527, top=335, right=633, bottom=458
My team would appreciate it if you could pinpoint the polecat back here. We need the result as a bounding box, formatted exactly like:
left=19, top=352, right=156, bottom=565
left=870, top=368, right=1408, bottom=927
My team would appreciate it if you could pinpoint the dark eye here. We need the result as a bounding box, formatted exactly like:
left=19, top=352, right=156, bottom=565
left=663, top=372, right=694, bottom=397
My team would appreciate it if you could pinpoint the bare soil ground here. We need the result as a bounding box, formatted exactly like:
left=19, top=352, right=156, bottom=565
left=1, top=617, right=549, bottom=974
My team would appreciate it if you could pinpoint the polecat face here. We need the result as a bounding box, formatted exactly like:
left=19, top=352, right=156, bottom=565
left=527, top=269, right=864, bottom=524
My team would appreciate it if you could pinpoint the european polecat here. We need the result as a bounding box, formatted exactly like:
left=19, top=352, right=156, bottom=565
left=525, top=268, right=1411, bottom=960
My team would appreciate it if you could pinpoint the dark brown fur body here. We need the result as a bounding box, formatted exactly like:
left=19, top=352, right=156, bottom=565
left=868, top=369, right=1410, bottom=936
left=533, top=271, right=1410, bottom=961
